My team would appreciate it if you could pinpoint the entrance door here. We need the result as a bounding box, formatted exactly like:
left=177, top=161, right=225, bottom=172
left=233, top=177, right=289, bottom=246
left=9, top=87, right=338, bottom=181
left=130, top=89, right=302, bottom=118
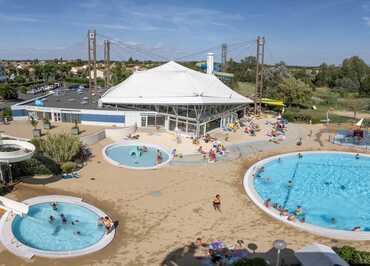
left=53, top=112, right=61, bottom=122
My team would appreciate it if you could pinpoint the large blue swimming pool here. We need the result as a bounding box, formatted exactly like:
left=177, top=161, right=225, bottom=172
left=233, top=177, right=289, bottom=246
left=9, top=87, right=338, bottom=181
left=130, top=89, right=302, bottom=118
left=105, top=144, right=170, bottom=169
left=254, top=152, right=370, bottom=232
left=12, top=202, right=105, bottom=251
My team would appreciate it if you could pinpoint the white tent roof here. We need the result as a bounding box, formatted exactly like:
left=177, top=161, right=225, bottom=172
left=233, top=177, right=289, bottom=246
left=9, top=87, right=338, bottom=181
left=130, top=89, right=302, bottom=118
left=100, top=61, right=253, bottom=105
left=295, top=243, right=350, bottom=266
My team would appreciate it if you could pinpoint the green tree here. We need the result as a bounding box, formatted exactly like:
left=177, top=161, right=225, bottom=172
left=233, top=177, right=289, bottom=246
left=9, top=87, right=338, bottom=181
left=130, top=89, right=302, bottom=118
left=0, top=83, right=18, bottom=99
left=341, top=56, right=368, bottom=86
left=274, top=77, right=312, bottom=106
left=111, top=62, right=131, bottom=85
left=362, top=76, right=370, bottom=95
left=314, top=63, right=340, bottom=88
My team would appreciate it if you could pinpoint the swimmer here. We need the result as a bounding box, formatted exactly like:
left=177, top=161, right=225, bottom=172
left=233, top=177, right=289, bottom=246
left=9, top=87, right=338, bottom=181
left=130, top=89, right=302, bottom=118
left=300, top=217, right=305, bottom=223
left=278, top=157, right=281, bottom=163
left=60, top=214, right=67, bottom=224
left=264, top=198, right=272, bottom=208
left=352, top=226, right=361, bottom=232
left=298, top=153, right=303, bottom=158
left=51, top=202, right=58, bottom=211
left=355, top=153, right=360, bottom=159
left=74, top=231, right=81, bottom=235
left=331, top=218, right=336, bottom=224
left=49, top=215, right=55, bottom=223
left=295, top=206, right=303, bottom=216
left=288, top=180, right=293, bottom=188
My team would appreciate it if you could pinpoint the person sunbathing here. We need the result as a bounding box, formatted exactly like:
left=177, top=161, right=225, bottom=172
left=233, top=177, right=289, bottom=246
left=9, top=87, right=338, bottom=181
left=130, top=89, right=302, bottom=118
left=352, top=226, right=361, bottom=232
left=198, top=146, right=206, bottom=154
left=103, top=216, right=114, bottom=233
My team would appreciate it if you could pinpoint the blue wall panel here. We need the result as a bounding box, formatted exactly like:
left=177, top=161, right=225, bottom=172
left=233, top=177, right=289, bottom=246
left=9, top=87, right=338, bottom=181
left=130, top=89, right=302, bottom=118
left=80, top=113, right=125, bottom=123
left=12, top=109, right=27, bottom=117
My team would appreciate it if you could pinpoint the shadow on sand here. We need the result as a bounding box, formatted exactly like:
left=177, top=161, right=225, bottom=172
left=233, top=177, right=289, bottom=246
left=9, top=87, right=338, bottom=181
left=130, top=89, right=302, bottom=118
left=22, top=175, right=63, bottom=185
left=160, top=241, right=300, bottom=266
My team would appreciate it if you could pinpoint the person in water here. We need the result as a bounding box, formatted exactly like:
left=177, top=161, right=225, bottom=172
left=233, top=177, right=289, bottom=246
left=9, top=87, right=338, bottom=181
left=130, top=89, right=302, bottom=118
left=264, top=198, right=272, bottom=208
left=355, top=153, right=360, bottom=159
left=51, top=202, right=58, bottom=211
left=49, top=215, right=55, bottom=223
left=60, top=214, right=67, bottom=224
left=331, top=217, right=336, bottom=224
left=298, top=153, right=303, bottom=158
left=294, top=206, right=303, bottom=216
left=288, top=180, right=293, bottom=188
left=156, top=149, right=162, bottom=165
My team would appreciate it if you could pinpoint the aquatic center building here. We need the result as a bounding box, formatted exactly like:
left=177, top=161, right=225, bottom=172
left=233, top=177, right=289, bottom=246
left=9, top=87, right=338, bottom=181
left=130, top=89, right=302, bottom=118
left=11, top=61, right=252, bottom=136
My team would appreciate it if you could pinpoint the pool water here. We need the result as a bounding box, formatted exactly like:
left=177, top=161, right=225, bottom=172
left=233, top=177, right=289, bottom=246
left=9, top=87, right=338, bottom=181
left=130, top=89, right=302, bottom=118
left=254, top=152, right=370, bottom=232
left=12, top=202, right=105, bottom=251
left=105, top=144, right=170, bottom=168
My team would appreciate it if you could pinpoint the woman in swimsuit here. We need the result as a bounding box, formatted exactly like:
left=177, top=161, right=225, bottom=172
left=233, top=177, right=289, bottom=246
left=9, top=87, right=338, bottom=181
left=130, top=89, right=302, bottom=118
left=212, top=194, right=221, bottom=212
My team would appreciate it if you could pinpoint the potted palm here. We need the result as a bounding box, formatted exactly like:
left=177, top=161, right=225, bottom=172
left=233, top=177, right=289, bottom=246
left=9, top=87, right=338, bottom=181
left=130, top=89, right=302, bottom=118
left=43, top=117, right=51, bottom=130
left=71, top=120, right=80, bottom=135
left=30, top=117, right=41, bottom=137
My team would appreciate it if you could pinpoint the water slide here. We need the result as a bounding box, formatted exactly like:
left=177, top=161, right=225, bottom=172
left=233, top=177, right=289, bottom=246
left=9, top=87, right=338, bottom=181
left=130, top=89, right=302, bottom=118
left=0, top=196, right=29, bottom=216
left=0, top=139, right=35, bottom=163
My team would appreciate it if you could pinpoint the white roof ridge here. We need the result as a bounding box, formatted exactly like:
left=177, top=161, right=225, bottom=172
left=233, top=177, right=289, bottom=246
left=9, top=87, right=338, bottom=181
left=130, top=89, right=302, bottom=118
left=101, top=61, right=253, bottom=105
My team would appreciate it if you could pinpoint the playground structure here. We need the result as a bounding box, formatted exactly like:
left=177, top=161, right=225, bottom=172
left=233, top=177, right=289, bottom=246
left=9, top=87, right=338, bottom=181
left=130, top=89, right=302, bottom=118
left=333, top=119, right=370, bottom=149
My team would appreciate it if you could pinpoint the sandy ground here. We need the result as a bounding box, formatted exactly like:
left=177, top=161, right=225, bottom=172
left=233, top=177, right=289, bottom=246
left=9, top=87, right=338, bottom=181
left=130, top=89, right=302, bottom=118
left=1, top=122, right=370, bottom=265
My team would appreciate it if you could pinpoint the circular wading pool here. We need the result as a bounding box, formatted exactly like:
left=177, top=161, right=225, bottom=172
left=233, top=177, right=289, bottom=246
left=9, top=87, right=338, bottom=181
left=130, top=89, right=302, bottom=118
left=243, top=151, right=370, bottom=240
left=0, top=195, right=115, bottom=258
left=103, top=142, right=171, bottom=169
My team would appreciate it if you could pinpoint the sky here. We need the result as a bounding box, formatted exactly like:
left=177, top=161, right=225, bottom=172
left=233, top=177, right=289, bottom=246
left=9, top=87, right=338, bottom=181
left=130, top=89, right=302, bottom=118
left=0, top=0, right=369, bottom=65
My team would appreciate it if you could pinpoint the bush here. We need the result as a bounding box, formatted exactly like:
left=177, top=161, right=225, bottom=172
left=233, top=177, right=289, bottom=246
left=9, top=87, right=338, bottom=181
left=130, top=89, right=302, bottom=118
left=233, top=257, right=268, bottom=266
left=334, top=246, right=370, bottom=265
left=61, top=161, right=77, bottom=173
left=12, top=155, right=60, bottom=177
left=31, top=133, right=83, bottom=165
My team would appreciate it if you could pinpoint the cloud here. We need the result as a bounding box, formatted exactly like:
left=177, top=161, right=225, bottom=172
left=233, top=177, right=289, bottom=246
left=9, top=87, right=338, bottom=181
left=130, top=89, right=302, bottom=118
left=0, top=13, right=39, bottom=22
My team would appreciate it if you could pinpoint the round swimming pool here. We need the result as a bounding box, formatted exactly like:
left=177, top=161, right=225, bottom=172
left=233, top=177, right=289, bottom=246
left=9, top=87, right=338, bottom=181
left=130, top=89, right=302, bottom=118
left=244, top=151, right=370, bottom=240
left=103, top=143, right=171, bottom=169
left=12, top=202, right=105, bottom=252
left=0, top=195, right=115, bottom=258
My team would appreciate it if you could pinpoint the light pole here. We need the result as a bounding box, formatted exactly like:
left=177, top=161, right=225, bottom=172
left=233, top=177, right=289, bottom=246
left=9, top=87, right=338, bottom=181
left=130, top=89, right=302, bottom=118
left=273, top=240, right=287, bottom=266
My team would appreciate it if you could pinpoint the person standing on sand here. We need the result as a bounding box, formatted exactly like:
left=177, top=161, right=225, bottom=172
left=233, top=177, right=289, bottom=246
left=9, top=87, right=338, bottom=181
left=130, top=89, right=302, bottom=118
left=212, top=194, right=221, bottom=212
